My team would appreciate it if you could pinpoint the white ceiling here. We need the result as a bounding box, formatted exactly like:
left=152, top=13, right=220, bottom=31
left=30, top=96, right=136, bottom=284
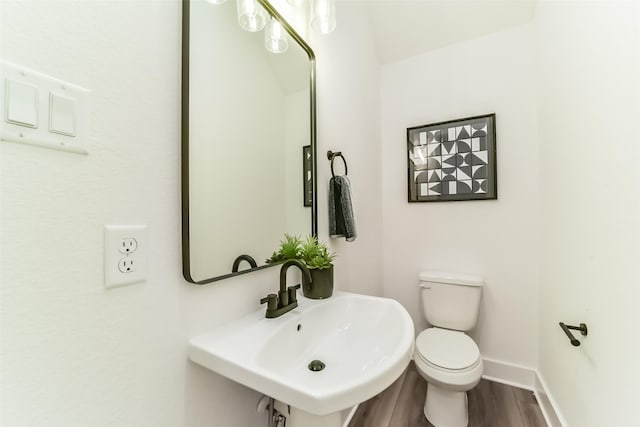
left=352, top=0, right=537, bottom=64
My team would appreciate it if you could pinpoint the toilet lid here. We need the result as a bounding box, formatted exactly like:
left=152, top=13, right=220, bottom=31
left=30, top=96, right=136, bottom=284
left=415, top=328, right=480, bottom=370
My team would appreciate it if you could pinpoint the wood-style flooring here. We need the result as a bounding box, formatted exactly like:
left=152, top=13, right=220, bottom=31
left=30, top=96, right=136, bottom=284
left=349, top=363, right=547, bottom=427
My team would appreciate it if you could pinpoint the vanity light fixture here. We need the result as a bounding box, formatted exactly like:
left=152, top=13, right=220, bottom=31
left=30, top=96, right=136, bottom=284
left=311, top=0, right=336, bottom=35
left=237, top=0, right=267, bottom=32
left=265, top=17, right=289, bottom=53
left=208, top=0, right=336, bottom=53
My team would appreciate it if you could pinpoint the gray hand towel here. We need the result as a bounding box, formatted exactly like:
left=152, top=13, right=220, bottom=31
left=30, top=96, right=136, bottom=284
left=329, top=175, right=356, bottom=242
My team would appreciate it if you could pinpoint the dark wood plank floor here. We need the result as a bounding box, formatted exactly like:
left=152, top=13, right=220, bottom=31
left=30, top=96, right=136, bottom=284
left=349, top=363, right=547, bottom=427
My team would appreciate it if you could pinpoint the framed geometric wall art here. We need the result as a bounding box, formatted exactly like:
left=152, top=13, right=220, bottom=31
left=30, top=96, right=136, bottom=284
left=407, top=113, right=497, bottom=202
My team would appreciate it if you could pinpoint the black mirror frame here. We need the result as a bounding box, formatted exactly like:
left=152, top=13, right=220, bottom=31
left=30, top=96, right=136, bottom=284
left=180, top=0, right=318, bottom=284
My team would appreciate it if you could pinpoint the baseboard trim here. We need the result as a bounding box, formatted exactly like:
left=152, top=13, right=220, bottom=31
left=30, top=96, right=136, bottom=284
left=533, top=372, right=566, bottom=427
left=481, top=358, right=565, bottom=427
left=481, top=357, right=536, bottom=390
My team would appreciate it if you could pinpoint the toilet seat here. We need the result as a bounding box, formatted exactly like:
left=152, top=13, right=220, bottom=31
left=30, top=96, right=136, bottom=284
left=415, top=328, right=480, bottom=371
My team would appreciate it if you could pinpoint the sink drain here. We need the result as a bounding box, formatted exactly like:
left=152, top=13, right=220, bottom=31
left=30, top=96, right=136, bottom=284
left=308, top=360, right=325, bottom=372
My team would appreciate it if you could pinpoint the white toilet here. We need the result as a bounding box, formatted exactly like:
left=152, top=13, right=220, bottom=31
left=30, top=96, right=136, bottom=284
left=413, top=271, right=484, bottom=427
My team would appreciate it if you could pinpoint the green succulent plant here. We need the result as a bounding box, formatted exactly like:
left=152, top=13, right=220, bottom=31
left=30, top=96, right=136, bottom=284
left=299, top=235, right=335, bottom=270
left=267, top=234, right=336, bottom=270
left=266, top=234, right=302, bottom=264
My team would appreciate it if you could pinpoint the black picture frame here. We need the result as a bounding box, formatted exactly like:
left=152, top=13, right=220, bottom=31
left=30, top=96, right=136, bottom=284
left=303, top=145, right=312, bottom=207
left=407, top=113, right=497, bottom=202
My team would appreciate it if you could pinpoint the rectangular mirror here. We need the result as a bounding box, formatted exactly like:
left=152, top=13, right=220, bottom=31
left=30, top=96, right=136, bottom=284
left=181, top=0, right=317, bottom=284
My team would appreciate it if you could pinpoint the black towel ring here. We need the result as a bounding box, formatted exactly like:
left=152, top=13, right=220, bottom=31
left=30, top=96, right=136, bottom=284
left=327, top=150, right=348, bottom=177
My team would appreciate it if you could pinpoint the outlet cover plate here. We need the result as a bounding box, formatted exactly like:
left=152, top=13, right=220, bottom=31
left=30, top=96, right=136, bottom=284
left=104, top=225, right=147, bottom=288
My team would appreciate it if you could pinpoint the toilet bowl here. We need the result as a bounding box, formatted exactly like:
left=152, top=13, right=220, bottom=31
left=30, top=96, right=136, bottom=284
left=414, top=328, right=483, bottom=427
left=414, top=271, right=484, bottom=427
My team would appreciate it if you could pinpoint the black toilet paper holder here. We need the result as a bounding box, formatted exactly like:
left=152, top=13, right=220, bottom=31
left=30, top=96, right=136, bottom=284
left=559, top=322, right=588, bottom=347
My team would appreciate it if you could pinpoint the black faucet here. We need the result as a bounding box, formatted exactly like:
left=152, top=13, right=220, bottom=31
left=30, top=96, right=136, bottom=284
left=260, top=260, right=311, bottom=318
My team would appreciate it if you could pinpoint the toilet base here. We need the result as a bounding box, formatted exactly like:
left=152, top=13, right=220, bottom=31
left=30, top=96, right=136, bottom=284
left=424, top=382, right=468, bottom=427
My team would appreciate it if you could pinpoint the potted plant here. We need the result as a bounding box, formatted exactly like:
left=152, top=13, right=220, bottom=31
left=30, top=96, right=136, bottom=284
left=267, top=234, right=336, bottom=299
left=266, top=234, right=302, bottom=264
left=299, top=235, right=336, bottom=299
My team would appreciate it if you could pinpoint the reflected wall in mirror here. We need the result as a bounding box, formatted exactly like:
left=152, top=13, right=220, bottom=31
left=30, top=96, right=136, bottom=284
left=182, top=0, right=317, bottom=284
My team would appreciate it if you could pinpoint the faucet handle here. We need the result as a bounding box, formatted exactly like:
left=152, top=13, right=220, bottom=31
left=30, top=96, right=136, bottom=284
left=260, top=293, right=278, bottom=312
left=288, top=284, right=301, bottom=304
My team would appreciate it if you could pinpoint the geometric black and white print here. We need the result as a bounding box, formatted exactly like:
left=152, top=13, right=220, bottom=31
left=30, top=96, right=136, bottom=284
left=407, top=114, right=497, bottom=202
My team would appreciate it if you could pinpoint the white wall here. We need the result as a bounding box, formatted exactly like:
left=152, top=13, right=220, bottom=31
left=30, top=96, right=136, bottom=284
left=0, top=1, right=273, bottom=426
left=310, top=2, right=383, bottom=297
left=380, top=25, right=540, bottom=368
left=534, top=2, right=640, bottom=425
left=0, top=2, right=193, bottom=425
left=0, top=1, right=383, bottom=426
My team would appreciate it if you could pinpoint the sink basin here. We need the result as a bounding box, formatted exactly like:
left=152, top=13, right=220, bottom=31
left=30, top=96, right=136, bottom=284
left=188, top=291, right=414, bottom=416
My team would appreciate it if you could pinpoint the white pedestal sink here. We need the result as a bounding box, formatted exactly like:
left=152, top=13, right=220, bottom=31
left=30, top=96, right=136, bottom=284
left=188, top=291, right=414, bottom=427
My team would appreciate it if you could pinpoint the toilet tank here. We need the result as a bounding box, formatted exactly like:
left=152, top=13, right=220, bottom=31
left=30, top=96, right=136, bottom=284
left=418, top=271, right=483, bottom=331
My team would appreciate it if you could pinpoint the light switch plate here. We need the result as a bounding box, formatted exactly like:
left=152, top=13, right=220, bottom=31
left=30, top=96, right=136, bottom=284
left=104, top=225, right=147, bottom=289
left=0, top=60, right=89, bottom=154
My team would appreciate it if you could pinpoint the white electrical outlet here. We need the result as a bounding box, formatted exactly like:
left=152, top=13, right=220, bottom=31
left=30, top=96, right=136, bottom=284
left=118, top=257, right=136, bottom=273
left=118, top=238, right=138, bottom=254
left=104, top=225, right=147, bottom=288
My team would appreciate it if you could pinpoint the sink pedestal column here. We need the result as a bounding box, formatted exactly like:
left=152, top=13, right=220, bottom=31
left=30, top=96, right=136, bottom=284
left=284, top=405, right=354, bottom=427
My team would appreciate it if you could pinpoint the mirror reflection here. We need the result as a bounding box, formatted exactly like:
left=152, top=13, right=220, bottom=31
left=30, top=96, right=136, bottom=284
left=182, top=0, right=315, bottom=283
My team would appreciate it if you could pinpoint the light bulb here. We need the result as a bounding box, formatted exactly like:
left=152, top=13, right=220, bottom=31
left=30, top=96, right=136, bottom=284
left=265, top=17, right=289, bottom=54
left=206, top=0, right=228, bottom=4
left=311, top=0, right=336, bottom=34
left=237, top=0, right=267, bottom=32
